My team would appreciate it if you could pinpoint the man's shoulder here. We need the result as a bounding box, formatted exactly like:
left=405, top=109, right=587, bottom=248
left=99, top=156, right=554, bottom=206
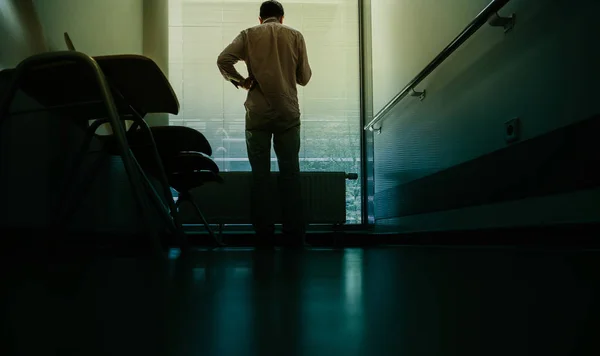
left=245, top=23, right=262, bottom=32
left=245, top=23, right=304, bottom=37
left=281, top=24, right=304, bottom=37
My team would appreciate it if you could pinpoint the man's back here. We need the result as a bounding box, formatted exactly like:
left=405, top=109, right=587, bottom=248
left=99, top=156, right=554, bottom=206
left=217, top=1, right=310, bottom=247
left=217, top=18, right=312, bottom=129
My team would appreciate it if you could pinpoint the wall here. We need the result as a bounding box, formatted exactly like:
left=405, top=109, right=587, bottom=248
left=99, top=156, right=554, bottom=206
left=0, top=0, right=47, bottom=69
left=32, top=0, right=143, bottom=55
left=371, top=0, right=600, bottom=231
left=143, top=0, right=170, bottom=126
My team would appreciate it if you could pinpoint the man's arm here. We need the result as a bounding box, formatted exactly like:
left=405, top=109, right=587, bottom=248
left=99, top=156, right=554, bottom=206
left=217, top=32, right=247, bottom=85
left=296, top=33, right=312, bottom=86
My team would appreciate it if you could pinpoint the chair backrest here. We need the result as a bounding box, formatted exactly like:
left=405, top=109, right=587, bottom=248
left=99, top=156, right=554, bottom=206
left=62, top=32, right=180, bottom=115
left=64, top=32, right=76, bottom=51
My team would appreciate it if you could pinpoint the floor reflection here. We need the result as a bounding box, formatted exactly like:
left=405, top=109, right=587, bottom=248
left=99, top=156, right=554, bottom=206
left=343, top=249, right=365, bottom=337
left=168, top=248, right=367, bottom=355
left=6, top=246, right=599, bottom=355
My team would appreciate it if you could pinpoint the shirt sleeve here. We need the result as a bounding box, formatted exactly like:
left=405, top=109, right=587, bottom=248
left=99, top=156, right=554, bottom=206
left=217, top=32, right=247, bottom=84
left=296, top=33, right=312, bottom=86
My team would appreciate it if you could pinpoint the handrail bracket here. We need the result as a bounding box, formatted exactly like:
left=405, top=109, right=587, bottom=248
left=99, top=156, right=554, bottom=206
left=410, top=88, right=427, bottom=101
left=488, top=12, right=516, bottom=33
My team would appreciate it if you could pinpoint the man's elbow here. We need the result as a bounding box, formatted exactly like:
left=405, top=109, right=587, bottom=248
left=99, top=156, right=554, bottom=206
left=216, top=55, right=226, bottom=70
left=298, top=72, right=312, bottom=86
left=216, top=55, right=231, bottom=79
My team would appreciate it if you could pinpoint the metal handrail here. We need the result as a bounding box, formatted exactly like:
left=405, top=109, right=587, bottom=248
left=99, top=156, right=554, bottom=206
left=364, top=0, right=513, bottom=131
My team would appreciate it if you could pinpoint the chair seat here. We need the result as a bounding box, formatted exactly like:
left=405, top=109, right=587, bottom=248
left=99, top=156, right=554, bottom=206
left=169, top=170, right=223, bottom=192
left=99, top=126, right=220, bottom=192
left=130, top=126, right=212, bottom=156
left=164, top=151, right=219, bottom=174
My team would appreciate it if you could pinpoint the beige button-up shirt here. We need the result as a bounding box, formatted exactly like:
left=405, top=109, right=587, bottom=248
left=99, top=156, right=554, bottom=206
left=217, top=18, right=312, bottom=130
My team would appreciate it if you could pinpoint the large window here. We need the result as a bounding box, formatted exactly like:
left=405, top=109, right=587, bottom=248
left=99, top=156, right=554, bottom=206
left=168, top=0, right=362, bottom=223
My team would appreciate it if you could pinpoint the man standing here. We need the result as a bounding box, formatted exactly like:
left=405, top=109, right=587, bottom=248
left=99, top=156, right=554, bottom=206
left=217, top=1, right=312, bottom=247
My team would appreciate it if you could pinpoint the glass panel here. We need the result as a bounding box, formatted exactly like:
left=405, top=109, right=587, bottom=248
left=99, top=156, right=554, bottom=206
left=168, top=0, right=362, bottom=224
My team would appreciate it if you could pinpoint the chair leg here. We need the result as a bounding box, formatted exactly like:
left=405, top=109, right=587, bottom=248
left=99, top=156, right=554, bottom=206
left=177, top=192, right=223, bottom=247
left=131, top=119, right=190, bottom=255
left=189, top=198, right=223, bottom=247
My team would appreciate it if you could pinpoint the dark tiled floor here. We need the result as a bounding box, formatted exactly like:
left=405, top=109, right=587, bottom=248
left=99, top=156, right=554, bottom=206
left=3, top=246, right=599, bottom=355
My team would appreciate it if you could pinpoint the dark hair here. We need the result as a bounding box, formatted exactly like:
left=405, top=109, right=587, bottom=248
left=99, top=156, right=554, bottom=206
left=260, top=1, right=284, bottom=19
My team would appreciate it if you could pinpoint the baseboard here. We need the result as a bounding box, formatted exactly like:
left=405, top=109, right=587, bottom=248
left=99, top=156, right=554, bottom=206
left=184, top=222, right=600, bottom=248
left=376, top=188, right=600, bottom=233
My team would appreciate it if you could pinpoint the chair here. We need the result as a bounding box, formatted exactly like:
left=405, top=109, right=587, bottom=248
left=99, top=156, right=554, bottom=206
left=64, top=32, right=224, bottom=246
left=127, top=125, right=225, bottom=246
left=0, top=52, right=177, bottom=255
